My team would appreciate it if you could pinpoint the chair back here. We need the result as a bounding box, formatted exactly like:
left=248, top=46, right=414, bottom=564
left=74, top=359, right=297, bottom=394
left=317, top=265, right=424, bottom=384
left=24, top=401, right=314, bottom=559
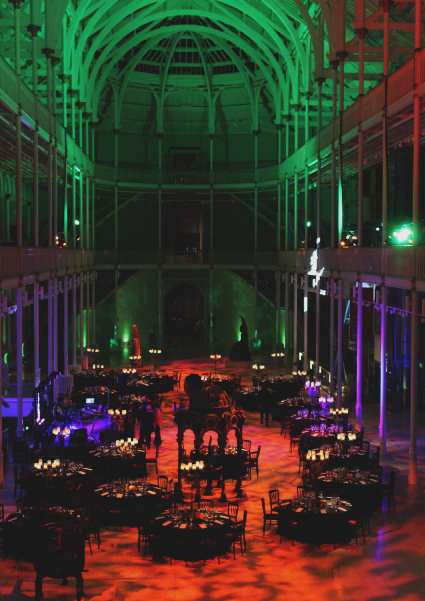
left=242, top=439, right=251, bottom=451
left=388, top=470, right=396, bottom=490
left=228, top=502, right=239, bottom=522
left=32, top=522, right=85, bottom=578
left=257, top=445, right=261, bottom=459
left=261, top=497, right=266, bottom=517
left=199, top=500, right=214, bottom=509
left=269, top=489, right=279, bottom=511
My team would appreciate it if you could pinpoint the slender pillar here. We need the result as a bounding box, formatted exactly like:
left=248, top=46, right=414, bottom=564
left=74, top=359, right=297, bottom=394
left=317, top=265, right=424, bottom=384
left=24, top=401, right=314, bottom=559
left=254, top=269, right=258, bottom=339
left=379, top=286, right=387, bottom=453
left=285, top=272, right=290, bottom=360
left=293, top=274, right=298, bottom=365
left=79, top=271, right=84, bottom=356
left=64, top=275, right=68, bottom=376
left=382, top=2, right=390, bottom=245
left=16, top=285, right=23, bottom=437
left=337, top=278, right=343, bottom=408
left=329, top=63, right=338, bottom=397
left=34, top=279, right=39, bottom=387
left=47, top=278, right=53, bottom=374
left=86, top=272, right=90, bottom=350
left=330, top=278, right=335, bottom=396
left=356, top=282, right=363, bottom=428
left=409, top=288, right=418, bottom=484
left=209, top=269, right=214, bottom=351
left=13, top=1, right=22, bottom=246
left=315, top=78, right=324, bottom=379
left=0, top=297, right=3, bottom=488
left=53, top=276, right=58, bottom=372
left=409, top=0, right=422, bottom=485
left=356, top=24, right=366, bottom=430
left=79, top=173, right=84, bottom=248
left=72, top=165, right=76, bottom=247
left=28, top=23, right=41, bottom=247
left=92, top=270, right=96, bottom=345
left=86, top=176, right=90, bottom=249
left=276, top=270, right=281, bottom=346
left=72, top=273, right=77, bottom=366
left=303, top=274, right=308, bottom=372
left=158, top=268, right=163, bottom=349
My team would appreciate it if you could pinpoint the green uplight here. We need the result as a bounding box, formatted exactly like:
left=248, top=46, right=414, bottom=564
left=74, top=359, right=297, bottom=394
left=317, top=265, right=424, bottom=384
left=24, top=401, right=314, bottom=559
left=393, top=226, right=412, bottom=244
left=74, top=220, right=80, bottom=225
left=306, top=221, right=312, bottom=227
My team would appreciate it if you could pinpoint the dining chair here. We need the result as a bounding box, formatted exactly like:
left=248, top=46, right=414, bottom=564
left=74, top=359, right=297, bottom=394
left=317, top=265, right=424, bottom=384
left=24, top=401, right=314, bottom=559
left=269, top=489, right=280, bottom=513
left=226, top=510, right=247, bottom=558
left=249, top=445, right=260, bottom=478
left=261, top=498, right=278, bottom=535
left=228, top=502, right=239, bottom=522
left=242, top=439, right=251, bottom=452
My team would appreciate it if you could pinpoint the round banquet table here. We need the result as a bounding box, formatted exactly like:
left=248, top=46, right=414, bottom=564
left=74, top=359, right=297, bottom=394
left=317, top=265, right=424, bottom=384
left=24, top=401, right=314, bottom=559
left=87, top=446, right=146, bottom=480
left=326, top=447, right=369, bottom=469
left=315, top=471, right=381, bottom=509
left=235, top=388, right=260, bottom=411
left=26, top=464, right=93, bottom=506
left=94, top=481, right=164, bottom=526
left=277, top=498, right=354, bottom=545
left=151, top=508, right=233, bottom=561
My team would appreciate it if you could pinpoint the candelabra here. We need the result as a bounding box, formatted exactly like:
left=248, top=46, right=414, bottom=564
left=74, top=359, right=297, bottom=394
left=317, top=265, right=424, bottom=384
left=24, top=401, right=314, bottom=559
left=305, top=379, right=321, bottom=398
left=252, top=363, right=265, bottom=381
left=129, top=355, right=142, bottom=368
left=92, top=363, right=104, bottom=372
left=149, top=349, right=161, bottom=370
left=271, top=352, right=284, bottom=376
left=210, top=354, right=221, bottom=375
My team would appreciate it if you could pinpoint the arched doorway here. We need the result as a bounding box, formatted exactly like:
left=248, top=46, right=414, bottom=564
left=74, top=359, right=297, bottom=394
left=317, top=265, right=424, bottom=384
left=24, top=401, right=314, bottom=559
left=164, top=284, right=203, bottom=346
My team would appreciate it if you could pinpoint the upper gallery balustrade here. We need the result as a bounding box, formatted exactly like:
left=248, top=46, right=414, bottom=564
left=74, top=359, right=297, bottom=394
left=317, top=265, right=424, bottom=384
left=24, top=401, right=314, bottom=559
left=0, top=247, right=424, bottom=290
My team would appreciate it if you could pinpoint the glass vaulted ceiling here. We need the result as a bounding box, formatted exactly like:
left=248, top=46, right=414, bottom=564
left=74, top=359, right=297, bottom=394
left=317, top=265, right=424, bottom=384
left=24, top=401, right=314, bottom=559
left=0, top=0, right=422, bottom=136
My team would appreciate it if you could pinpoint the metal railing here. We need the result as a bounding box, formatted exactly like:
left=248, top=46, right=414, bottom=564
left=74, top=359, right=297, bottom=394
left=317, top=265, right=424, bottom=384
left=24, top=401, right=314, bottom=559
left=1, top=245, right=425, bottom=285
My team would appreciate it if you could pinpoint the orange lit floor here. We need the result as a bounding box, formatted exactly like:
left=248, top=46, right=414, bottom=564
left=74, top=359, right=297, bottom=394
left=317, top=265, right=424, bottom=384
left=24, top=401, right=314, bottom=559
left=1, top=357, right=424, bottom=601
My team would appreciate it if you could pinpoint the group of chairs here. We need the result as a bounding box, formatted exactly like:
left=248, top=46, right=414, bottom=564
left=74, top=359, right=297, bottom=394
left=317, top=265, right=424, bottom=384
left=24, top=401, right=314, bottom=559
left=138, top=498, right=247, bottom=564
left=261, top=467, right=397, bottom=548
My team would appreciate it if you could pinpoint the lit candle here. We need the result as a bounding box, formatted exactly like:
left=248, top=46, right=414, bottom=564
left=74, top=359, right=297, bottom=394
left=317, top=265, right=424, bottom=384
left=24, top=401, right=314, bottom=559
left=133, top=438, right=138, bottom=445
left=38, top=458, right=43, bottom=465
left=43, top=463, right=48, bottom=470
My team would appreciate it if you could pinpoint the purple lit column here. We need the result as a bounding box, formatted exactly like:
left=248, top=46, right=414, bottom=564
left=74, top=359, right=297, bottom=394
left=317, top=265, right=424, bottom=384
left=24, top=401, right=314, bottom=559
left=356, top=281, right=363, bottom=429
left=0, top=294, right=3, bottom=487
left=72, top=272, right=77, bottom=366
left=64, top=275, right=68, bottom=375
left=47, top=278, right=53, bottom=374
left=53, top=275, right=58, bottom=373
left=16, top=285, right=23, bottom=437
left=379, top=286, right=387, bottom=453
left=337, top=278, right=343, bottom=408
left=80, top=271, right=84, bottom=357
left=34, top=278, right=39, bottom=387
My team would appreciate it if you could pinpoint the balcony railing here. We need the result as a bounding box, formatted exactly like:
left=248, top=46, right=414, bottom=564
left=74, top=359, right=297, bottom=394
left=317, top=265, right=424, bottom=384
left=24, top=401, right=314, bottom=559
left=1, top=247, right=424, bottom=285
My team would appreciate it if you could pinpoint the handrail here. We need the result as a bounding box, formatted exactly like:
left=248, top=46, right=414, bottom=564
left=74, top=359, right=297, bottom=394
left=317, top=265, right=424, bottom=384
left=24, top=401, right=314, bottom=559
left=0, top=246, right=425, bottom=286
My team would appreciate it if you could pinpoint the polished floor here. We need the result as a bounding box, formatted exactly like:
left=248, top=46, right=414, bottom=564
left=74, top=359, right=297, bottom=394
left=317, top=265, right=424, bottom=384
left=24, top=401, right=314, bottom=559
left=1, top=357, right=424, bottom=601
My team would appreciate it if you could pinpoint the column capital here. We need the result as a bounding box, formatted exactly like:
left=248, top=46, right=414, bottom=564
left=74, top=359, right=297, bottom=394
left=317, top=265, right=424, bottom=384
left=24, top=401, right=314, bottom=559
left=9, top=0, right=24, bottom=8
left=112, top=128, right=120, bottom=135
left=314, top=77, right=326, bottom=86
left=282, top=114, right=292, bottom=122
left=68, top=88, right=78, bottom=98
left=82, top=111, right=91, bottom=120
left=58, top=73, right=69, bottom=84
left=336, top=50, right=349, bottom=62
left=76, top=101, right=85, bottom=110
left=208, top=133, right=215, bottom=140
left=291, top=103, right=302, bottom=111
left=252, top=129, right=261, bottom=137
left=51, top=56, right=61, bottom=68
left=27, top=24, right=42, bottom=36
left=41, top=47, right=55, bottom=60
left=275, top=123, right=284, bottom=131
left=157, top=132, right=164, bottom=139
left=329, top=59, right=339, bottom=70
